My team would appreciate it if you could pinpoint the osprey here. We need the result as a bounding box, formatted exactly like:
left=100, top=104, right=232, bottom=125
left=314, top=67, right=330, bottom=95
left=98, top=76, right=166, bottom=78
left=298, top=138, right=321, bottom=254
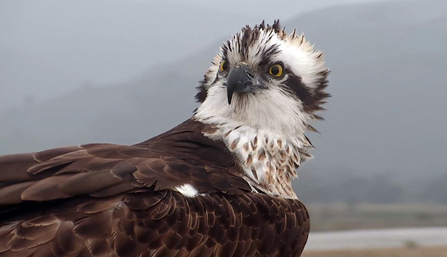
left=0, top=21, right=329, bottom=257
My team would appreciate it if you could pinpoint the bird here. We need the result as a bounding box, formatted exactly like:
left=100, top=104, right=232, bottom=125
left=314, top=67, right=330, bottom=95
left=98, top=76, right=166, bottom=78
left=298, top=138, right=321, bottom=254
left=0, top=20, right=329, bottom=257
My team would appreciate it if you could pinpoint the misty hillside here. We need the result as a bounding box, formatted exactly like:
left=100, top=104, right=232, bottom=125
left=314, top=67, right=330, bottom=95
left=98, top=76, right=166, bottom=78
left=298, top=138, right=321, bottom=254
left=0, top=0, right=294, bottom=110
left=291, top=0, right=447, bottom=203
left=1, top=0, right=360, bottom=111
left=1, top=0, right=446, bottom=203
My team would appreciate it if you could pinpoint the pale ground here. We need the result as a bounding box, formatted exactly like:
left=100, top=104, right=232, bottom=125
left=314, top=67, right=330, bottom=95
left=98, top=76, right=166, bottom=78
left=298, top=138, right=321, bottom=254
left=303, top=245, right=447, bottom=257
left=307, top=203, right=447, bottom=231
left=303, top=204, right=447, bottom=256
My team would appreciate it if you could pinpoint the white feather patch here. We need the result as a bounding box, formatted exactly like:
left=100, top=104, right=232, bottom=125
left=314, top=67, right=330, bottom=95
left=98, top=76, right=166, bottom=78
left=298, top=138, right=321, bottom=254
left=175, top=184, right=198, bottom=197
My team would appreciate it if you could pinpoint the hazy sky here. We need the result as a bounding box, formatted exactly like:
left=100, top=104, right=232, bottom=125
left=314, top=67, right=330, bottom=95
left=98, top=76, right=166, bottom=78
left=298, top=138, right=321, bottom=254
left=0, top=0, right=391, bottom=110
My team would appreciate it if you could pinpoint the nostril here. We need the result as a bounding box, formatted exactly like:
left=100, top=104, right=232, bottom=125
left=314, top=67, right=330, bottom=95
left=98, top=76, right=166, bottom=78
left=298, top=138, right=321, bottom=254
left=245, top=70, right=255, bottom=79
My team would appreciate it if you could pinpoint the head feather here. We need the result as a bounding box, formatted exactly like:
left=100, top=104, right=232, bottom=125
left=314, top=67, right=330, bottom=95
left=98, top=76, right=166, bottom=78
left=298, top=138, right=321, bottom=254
left=196, top=20, right=329, bottom=120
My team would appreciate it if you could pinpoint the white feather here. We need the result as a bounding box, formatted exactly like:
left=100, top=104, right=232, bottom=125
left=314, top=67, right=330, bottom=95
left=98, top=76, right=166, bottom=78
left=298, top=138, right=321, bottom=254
left=175, top=184, right=198, bottom=197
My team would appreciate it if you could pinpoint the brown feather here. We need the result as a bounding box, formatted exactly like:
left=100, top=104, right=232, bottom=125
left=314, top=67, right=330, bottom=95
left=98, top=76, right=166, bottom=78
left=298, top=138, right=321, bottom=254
left=21, top=175, right=73, bottom=201
left=0, top=118, right=310, bottom=256
left=0, top=181, right=36, bottom=205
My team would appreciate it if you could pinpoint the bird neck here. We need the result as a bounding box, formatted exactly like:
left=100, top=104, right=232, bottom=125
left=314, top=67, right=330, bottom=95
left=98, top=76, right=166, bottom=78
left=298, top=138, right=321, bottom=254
left=194, top=116, right=312, bottom=199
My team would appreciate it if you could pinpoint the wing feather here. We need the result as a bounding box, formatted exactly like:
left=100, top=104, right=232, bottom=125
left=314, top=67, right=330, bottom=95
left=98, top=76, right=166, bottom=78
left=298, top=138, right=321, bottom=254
left=0, top=119, right=309, bottom=256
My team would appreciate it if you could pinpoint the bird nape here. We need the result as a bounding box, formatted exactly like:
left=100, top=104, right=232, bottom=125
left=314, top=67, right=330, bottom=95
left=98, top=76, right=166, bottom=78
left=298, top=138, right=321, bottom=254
left=0, top=20, right=329, bottom=257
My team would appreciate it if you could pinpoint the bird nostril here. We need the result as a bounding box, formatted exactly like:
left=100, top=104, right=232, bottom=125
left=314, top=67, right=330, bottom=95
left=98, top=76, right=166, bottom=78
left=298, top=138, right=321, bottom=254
left=245, top=71, right=255, bottom=79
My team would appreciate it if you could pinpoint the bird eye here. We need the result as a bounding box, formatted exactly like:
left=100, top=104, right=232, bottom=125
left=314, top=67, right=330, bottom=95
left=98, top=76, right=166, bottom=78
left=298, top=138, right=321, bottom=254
left=269, top=64, right=283, bottom=77
left=220, top=60, right=229, bottom=71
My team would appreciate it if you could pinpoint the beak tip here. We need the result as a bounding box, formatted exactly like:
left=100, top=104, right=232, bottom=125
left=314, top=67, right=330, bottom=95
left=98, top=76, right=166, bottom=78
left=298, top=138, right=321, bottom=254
left=227, top=90, right=233, bottom=105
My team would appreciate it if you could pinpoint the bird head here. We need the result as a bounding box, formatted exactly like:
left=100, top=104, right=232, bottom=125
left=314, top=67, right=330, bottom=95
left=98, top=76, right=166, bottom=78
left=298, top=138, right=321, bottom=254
left=195, top=20, right=329, bottom=142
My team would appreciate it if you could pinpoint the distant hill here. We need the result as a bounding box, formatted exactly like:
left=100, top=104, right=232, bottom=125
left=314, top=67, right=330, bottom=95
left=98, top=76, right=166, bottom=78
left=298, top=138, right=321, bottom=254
left=289, top=0, right=447, bottom=203
left=1, top=0, right=446, bottom=203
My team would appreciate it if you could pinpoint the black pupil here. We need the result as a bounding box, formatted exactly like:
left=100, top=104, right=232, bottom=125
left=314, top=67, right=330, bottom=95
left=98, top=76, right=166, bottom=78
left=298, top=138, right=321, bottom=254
left=271, top=66, right=280, bottom=75
left=222, top=61, right=228, bottom=70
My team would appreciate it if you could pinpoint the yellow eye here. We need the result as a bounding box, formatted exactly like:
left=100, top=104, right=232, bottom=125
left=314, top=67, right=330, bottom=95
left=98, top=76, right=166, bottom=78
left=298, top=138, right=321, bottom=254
left=269, top=64, right=283, bottom=77
left=219, top=60, right=228, bottom=71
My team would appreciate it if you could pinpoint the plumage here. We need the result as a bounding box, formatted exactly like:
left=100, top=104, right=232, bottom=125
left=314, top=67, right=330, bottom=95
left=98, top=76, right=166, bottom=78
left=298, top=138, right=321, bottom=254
left=0, top=20, right=329, bottom=256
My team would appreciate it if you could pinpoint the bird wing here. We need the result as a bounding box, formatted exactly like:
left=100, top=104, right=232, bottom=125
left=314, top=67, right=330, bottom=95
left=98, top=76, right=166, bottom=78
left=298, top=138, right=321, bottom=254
left=0, top=119, right=309, bottom=257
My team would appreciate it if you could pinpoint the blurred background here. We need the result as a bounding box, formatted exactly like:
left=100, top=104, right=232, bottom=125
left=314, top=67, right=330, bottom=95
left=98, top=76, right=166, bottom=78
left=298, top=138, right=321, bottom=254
left=1, top=0, right=446, bottom=256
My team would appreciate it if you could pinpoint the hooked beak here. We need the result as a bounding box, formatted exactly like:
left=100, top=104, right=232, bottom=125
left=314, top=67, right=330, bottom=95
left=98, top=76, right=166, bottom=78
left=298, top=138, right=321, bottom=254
left=226, top=65, right=267, bottom=104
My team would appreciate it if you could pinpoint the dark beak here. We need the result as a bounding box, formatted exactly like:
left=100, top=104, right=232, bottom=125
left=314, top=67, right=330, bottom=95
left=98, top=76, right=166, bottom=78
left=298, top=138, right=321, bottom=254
left=226, top=65, right=266, bottom=104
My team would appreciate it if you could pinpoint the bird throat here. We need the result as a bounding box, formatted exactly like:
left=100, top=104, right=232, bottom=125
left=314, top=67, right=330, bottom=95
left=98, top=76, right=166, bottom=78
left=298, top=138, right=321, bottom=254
left=199, top=120, right=311, bottom=199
